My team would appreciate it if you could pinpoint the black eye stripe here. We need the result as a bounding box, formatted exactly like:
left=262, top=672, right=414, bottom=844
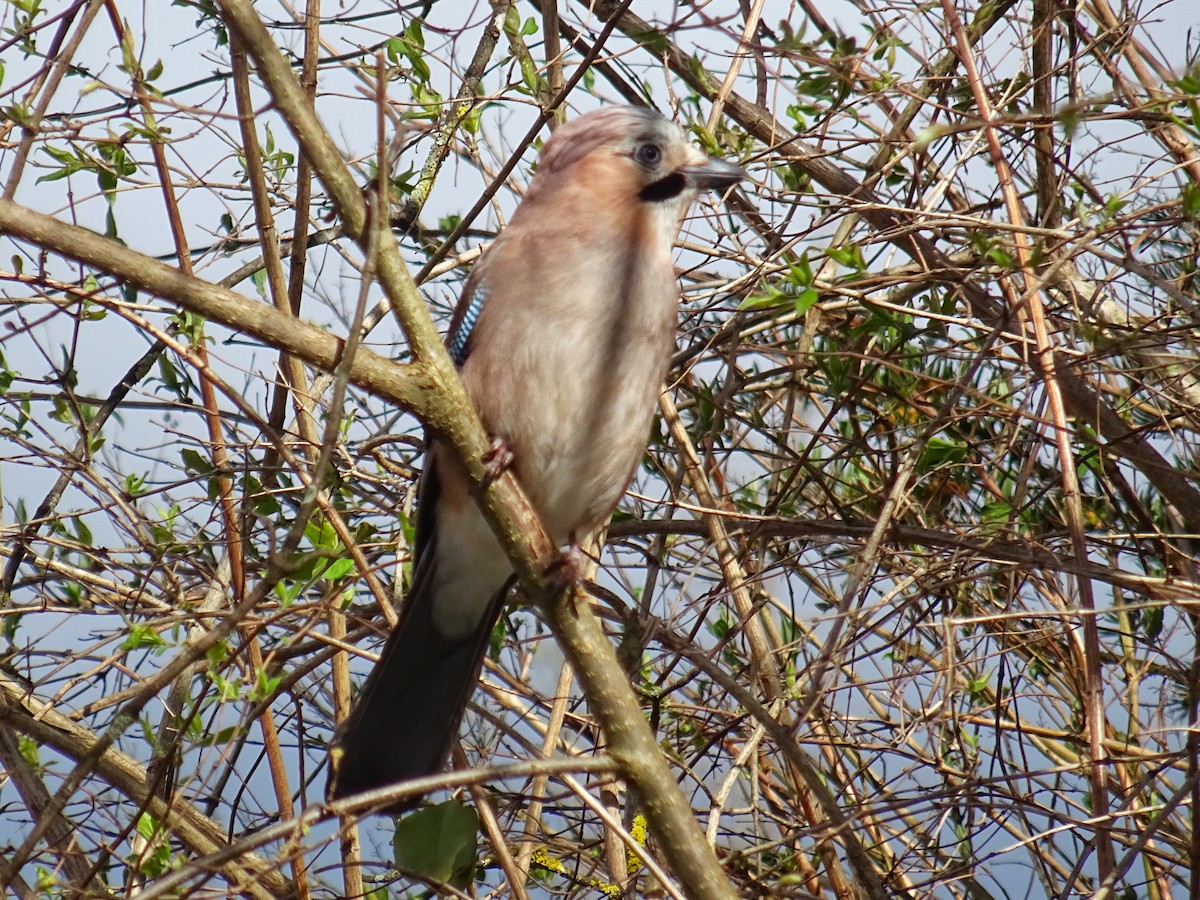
left=639, top=172, right=686, bottom=202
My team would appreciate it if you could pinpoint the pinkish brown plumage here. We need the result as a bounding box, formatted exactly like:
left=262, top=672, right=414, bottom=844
left=328, top=106, right=745, bottom=809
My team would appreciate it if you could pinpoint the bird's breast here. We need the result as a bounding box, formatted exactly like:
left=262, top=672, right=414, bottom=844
left=461, top=253, right=678, bottom=543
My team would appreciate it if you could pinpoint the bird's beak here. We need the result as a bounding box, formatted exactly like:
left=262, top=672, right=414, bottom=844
left=679, top=156, right=747, bottom=191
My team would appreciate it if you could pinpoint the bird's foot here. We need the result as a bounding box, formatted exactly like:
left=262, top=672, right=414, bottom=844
left=545, top=534, right=586, bottom=592
left=481, top=436, right=514, bottom=489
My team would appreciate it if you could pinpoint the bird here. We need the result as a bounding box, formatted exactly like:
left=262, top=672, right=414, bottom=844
left=327, top=105, right=746, bottom=810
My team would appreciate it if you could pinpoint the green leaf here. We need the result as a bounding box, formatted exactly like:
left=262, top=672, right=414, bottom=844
left=980, top=500, right=1011, bottom=523
left=135, top=812, right=160, bottom=840
left=966, top=673, right=990, bottom=701
left=1138, top=605, right=1164, bottom=642
left=322, top=557, right=356, bottom=581
left=192, top=724, right=240, bottom=747
left=503, top=5, right=521, bottom=37
left=0, top=349, right=11, bottom=398
left=35, top=868, right=59, bottom=893
left=520, top=55, right=541, bottom=96
left=212, top=672, right=242, bottom=702
left=403, top=18, right=425, bottom=50
left=71, top=516, right=93, bottom=547
left=122, top=622, right=167, bottom=652
left=794, top=287, right=820, bottom=313
left=738, top=285, right=788, bottom=311
left=37, top=144, right=92, bottom=183
left=919, top=435, right=967, bottom=468
left=206, top=640, right=229, bottom=665
left=303, top=515, right=337, bottom=549
left=18, top=735, right=39, bottom=768
left=1183, top=182, right=1200, bottom=218
left=790, top=251, right=813, bottom=286
left=825, top=244, right=865, bottom=272
left=180, top=447, right=213, bottom=476
left=630, top=27, right=668, bottom=56
left=250, top=668, right=282, bottom=703
left=393, top=799, right=479, bottom=888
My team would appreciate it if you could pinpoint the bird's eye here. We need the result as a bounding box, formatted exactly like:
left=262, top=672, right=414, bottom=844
left=634, top=143, right=663, bottom=166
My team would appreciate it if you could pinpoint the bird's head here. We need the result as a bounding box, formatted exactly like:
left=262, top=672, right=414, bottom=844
left=526, top=106, right=746, bottom=217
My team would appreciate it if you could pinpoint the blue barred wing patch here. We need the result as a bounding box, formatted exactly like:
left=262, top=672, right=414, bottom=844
left=448, top=283, right=488, bottom=367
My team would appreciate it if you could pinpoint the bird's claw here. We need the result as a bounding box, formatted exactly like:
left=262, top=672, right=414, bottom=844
left=481, top=436, right=514, bottom=489
left=545, top=535, right=586, bottom=592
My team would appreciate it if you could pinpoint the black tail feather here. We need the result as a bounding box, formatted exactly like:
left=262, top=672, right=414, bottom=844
left=327, top=571, right=507, bottom=812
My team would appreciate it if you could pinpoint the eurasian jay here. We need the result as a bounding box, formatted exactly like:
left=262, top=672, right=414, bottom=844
left=327, top=105, right=746, bottom=808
